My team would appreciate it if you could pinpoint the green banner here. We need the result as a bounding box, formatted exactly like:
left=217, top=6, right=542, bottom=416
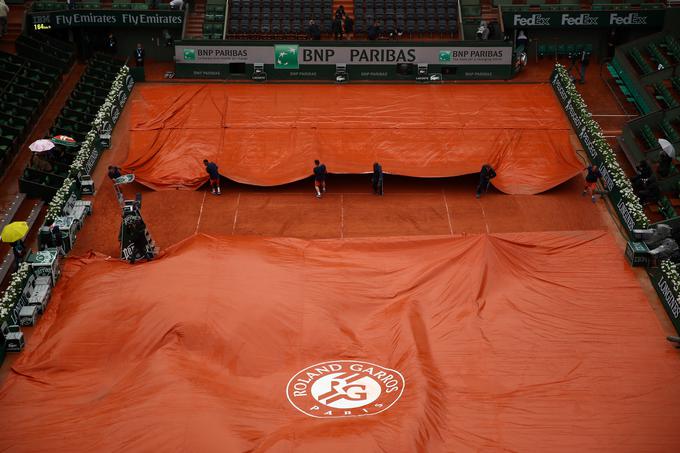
left=502, top=9, right=665, bottom=28
left=649, top=269, right=680, bottom=334
left=551, top=67, right=639, bottom=234
left=95, top=73, right=135, bottom=174
left=28, top=10, right=183, bottom=30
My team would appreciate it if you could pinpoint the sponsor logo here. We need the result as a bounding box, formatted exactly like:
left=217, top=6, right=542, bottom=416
left=83, top=148, right=100, bottom=175
left=578, top=126, right=597, bottom=159
left=610, top=12, right=647, bottom=26
left=561, top=13, right=598, bottom=26
left=439, top=50, right=452, bottom=62
left=658, top=277, right=680, bottom=319
left=183, top=48, right=196, bottom=61
left=286, top=360, right=405, bottom=418
left=513, top=14, right=550, bottom=26
left=599, top=165, right=615, bottom=192
left=118, top=89, right=128, bottom=108
left=50, top=12, right=182, bottom=27
left=616, top=199, right=635, bottom=231
left=125, top=74, right=135, bottom=91
left=110, top=104, right=121, bottom=124
left=31, top=14, right=50, bottom=25
left=552, top=73, right=568, bottom=102
left=274, top=44, right=299, bottom=69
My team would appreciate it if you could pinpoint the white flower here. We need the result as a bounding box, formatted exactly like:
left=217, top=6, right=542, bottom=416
left=555, top=64, right=649, bottom=227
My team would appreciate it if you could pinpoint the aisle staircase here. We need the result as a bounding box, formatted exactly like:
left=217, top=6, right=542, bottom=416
left=185, top=0, right=207, bottom=38
left=333, top=0, right=353, bottom=18
left=0, top=2, right=25, bottom=54
left=480, top=0, right=498, bottom=23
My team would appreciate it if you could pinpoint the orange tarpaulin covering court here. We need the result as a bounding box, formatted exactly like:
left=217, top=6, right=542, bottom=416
left=122, top=84, right=583, bottom=193
left=2, top=232, right=680, bottom=451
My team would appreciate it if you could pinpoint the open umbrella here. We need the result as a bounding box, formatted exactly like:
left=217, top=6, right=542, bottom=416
left=1, top=221, right=29, bottom=243
left=51, top=135, right=78, bottom=147
left=29, top=139, right=55, bottom=153
left=659, top=139, right=676, bottom=158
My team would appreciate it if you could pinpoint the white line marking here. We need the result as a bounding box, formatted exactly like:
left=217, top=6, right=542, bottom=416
left=442, top=190, right=453, bottom=236
left=479, top=202, right=490, bottom=234
left=232, top=193, right=241, bottom=235
left=195, top=190, right=207, bottom=234
left=340, top=194, right=344, bottom=239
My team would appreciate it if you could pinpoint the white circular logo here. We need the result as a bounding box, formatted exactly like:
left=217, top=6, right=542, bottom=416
left=286, top=360, right=405, bottom=418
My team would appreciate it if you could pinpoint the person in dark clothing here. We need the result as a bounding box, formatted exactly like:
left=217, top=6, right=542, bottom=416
left=135, top=43, right=145, bottom=67
left=344, top=16, right=354, bottom=40
left=51, top=223, right=65, bottom=255
left=567, top=51, right=579, bottom=75
left=335, top=5, right=346, bottom=20
left=203, top=159, right=221, bottom=195
left=307, top=20, right=321, bottom=40
left=631, top=159, right=653, bottom=190
left=313, top=159, right=327, bottom=198
left=581, top=165, right=602, bottom=203
left=638, top=176, right=661, bottom=204
left=130, top=218, right=152, bottom=264
left=332, top=16, right=344, bottom=40
left=606, top=30, right=617, bottom=60
left=476, top=164, right=496, bottom=198
left=12, top=240, right=24, bottom=271
left=107, top=165, right=122, bottom=181
left=658, top=152, right=673, bottom=178
left=579, top=50, right=590, bottom=84
left=66, top=0, right=76, bottom=10
left=367, top=21, right=380, bottom=40
left=372, top=162, right=383, bottom=195
left=106, top=33, right=117, bottom=54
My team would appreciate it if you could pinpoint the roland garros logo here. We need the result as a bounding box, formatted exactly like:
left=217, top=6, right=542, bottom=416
left=286, top=360, right=405, bottom=418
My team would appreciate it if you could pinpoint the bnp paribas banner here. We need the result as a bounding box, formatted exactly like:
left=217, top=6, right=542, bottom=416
left=176, top=43, right=513, bottom=66
left=502, top=9, right=665, bottom=28
left=28, top=10, right=183, bottom=30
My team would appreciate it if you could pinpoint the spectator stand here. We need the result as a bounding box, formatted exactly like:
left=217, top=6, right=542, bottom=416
left=227, top=0, right=333, bottom=40
left=0, top=51, right=64, bottom=179
left=353, top=0, right=459, bottom=39
left=0, top=200, right=44, bottom=294
left=611, top=32, right=680, bottom=223
left=19, top=53, right=123, bottom=200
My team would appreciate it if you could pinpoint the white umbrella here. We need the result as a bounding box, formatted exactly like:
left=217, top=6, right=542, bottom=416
left=659, top=138, right=676, bottom=158
left=29, top=139, right=56, bottom=153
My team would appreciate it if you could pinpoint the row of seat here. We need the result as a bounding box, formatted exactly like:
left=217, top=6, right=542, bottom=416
left=354, top=0, right=458, bottom=21
left=653, top=82, right=679, bottom=109
left=32, top=1, right=101, bottom=11
left=227, top=0, right=332, bottom=39
left=16, top=34, right=75, bottom=73
left=0, top=52, right=62, bottom=178
left=231, top=0, right=332, bottom=8
left=537, top=43, right=593, bottom=57
left=31, top=0, right=180, bottom=11
left=636, top=118, right=680, bottom=151
left=228, top=18, right=329, bottom=36
left=629, top=47, right=654, bottom=76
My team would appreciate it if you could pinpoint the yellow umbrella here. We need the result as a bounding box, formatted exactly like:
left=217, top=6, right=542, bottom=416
left=1, top=221, right=29, bottom=243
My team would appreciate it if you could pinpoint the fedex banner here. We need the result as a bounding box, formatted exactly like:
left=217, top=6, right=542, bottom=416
left=175, top=43, right=512, bottom=66
left=502, top=9, right=665, bottom=28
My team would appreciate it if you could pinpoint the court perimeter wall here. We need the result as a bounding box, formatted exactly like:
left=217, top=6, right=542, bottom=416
left=173, top=40, right=514, bottom=80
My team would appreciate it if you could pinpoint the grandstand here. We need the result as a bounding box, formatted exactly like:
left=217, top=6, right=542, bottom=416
left=1, top=0, right=680, bottom=450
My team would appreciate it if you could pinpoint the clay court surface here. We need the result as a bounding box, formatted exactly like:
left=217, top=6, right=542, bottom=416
left=2, top=82, right=680, bottom=452
left=72, top=82, right=601, bottom=256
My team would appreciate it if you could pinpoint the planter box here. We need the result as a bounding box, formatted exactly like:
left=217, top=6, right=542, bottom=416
left=648, top=268, right=680, bottom=334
